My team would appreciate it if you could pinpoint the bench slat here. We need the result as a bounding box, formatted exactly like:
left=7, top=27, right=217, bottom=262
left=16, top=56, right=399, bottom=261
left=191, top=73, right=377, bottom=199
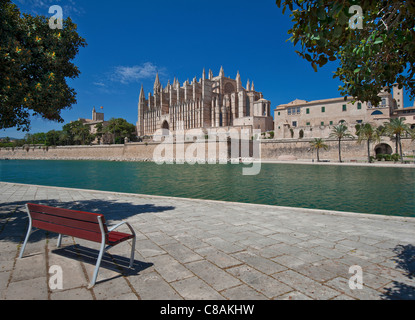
left=108, top=231, right=135, bottom=246
left=29, top=210, right=102, bottom=234
left=33, top=220, right=103, bottom=243
left=27, top=204, right=104, bottom=223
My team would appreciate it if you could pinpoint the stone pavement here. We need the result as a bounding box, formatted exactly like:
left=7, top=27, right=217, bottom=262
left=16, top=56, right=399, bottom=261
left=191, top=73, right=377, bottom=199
left=0, top=182, right=414, bottom=300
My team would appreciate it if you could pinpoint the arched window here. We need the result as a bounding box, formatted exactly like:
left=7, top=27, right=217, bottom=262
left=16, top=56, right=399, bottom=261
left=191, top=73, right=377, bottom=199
left=371, top=110, right=384, bottom=115
left=224, top=82, right=235, bottom=94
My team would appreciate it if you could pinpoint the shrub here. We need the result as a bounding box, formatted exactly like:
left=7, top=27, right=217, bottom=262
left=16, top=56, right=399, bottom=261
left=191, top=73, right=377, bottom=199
left=376, top=154, right=384, bottom=161
left=391, top=153, right=400, bottom=162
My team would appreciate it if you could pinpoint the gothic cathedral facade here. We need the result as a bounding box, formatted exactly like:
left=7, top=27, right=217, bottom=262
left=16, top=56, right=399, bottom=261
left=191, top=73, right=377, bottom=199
left=137, top=67, right=274, bottom=136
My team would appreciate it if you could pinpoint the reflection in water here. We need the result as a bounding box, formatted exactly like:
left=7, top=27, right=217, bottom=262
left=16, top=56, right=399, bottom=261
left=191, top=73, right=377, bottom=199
left=1, top=160, right=414, bottom=217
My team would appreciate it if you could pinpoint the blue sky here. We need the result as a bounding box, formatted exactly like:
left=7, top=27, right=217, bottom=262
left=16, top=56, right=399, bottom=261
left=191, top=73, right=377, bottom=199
left=3, top=0, right=414, bottom=139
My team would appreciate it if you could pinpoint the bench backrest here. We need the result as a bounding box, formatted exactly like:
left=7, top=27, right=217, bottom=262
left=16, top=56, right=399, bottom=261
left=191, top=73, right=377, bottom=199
left=26, top=203, right=109, bottom=243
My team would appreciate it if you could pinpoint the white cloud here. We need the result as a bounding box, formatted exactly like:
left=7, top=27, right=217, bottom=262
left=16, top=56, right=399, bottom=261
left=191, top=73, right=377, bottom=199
left=93, top=82, right=106, bottom=87
left=111, top=62, right=163, bottom=84
left=15, top=0, right=84, bottom=16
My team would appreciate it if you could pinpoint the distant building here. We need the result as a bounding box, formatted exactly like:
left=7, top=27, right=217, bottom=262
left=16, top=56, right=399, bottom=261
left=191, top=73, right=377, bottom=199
left=274, top=85, right=413, bottom=139
left=390, top=86, right=415, bottom=128
left=78, top=107, right=109, bottom=144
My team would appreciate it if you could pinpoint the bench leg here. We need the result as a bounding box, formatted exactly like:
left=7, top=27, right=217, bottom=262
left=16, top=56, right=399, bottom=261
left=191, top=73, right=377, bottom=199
left=88, top=241, right=106, bottom=289
left=19, top=207, right=33, bottom=259
left=57, top=234, right=63, bottom=248
left=129, top=237, right=136, bottom=268
left=19, top=227, right=32, bottom=259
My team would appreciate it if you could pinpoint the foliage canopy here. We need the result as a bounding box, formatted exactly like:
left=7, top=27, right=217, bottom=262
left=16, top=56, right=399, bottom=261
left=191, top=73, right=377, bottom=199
left=276, top=0, right=415, bottom=105
left=0, top=0, right=87, bottom=131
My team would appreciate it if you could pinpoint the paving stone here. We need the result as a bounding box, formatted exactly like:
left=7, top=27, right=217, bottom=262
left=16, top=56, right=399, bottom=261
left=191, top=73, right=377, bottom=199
left=325, top=277, right=383, bottom=300
left=161, top=243, right=203, bottom=263
left=227, top=265, right=292, bottom=299
left=50, top=288, right=94, bottom=300
left=135, top=239, right=166, bottom=258
left=276, top=291, right=313, bottom=300
left=11, top=253, right=46, bottom=282
left=185, top=260, right=241, bottom=291
left=92, top=277, right=135, bottom=300
left=232, top=251, right=287, bottom=275
left=195, top=246, right=243, bottom=269
left=3, top=277, right=48, bottom=300
left=221, top=284, right=268, bottom=300
left=129, top=271, right=183, bottom=300
left=272, top=270, right=341, bottom=300
left=150, top=254, right=194, bottom=283
left=170, top=276, right=224, bottom=300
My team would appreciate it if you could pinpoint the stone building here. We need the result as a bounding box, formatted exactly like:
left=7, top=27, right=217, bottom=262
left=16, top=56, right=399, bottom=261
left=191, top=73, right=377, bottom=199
left=137, top=67, right=274, bottom=137
left=274, top=85, right=410, bottom=140
left=78, top=107, right=110, bottom=144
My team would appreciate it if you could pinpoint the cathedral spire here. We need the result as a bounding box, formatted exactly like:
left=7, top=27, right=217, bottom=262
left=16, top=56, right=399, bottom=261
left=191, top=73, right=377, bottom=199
left=219, top=66, right=225, bottom=77
left=246, top=79, right=250, bottom=91
left=236, top=71, right=242, bottom=91
left=251, top=81, right=255, bottom=91
left=154, top=72, right=161, bottom=93
left=139, top=84, right=145, bottom=100
left=202, top=68, right=206, bottom=80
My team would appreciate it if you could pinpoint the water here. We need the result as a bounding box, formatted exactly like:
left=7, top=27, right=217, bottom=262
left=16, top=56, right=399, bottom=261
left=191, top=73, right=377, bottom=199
left=1, top=160, right=414, bottom=217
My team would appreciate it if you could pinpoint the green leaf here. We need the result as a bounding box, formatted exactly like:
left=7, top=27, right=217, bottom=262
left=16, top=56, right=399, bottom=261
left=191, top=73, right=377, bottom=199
left=373, top=38, right=383, bottom=45
left=333, top=25, right=342, bottom=38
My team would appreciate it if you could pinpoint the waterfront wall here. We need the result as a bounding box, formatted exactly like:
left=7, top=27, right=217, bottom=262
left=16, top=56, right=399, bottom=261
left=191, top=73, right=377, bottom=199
left=0, top=138, right=414, bottom=162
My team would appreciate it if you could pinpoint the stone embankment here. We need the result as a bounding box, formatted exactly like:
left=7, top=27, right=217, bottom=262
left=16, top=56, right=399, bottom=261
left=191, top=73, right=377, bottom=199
left=0, top=138, right=414, bottom=163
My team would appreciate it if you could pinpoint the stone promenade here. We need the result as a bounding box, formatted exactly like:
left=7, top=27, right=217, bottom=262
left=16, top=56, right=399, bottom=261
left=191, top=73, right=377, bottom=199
left=0, top=182, right=414, bottom=300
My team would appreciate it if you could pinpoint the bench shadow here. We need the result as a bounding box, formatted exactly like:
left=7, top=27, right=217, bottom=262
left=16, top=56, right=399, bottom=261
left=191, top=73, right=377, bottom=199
left=381, top=244, right=415, bottom=300
left=52, top=244, right=154, bottom=285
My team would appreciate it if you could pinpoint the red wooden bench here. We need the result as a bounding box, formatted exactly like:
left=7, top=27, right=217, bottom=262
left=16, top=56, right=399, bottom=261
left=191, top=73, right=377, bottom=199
left=19, top=203, right=136, bottom=288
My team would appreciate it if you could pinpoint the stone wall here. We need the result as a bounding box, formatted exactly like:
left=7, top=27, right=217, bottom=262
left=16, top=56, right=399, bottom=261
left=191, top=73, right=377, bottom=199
left=1, top=138, right=414, bottom=162
left=261, top=138, right=415, bottom=162
left=0, top=143, right=157, bottom=161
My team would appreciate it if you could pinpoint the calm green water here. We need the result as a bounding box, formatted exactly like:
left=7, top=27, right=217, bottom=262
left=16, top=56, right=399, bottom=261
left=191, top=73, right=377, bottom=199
left=1, top=160, right=414, bottom=217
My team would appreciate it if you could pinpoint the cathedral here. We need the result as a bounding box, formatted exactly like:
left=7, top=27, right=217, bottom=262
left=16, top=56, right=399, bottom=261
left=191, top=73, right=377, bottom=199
left=137, top=67, right=274, bottom=136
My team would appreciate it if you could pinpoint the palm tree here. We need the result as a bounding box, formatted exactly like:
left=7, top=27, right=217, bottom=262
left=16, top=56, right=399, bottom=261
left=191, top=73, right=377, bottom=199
left=409, top=128, right=415, bottom=141
left=310, top=138, right=328, bottom=162
left=384, top=118, right=409, bottom=163
left=355, top=123, right=382, bottom=163
left=329, top=124, right=354, bottom=163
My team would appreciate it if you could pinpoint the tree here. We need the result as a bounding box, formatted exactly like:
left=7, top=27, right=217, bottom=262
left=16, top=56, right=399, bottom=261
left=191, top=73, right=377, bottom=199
left=0, top=1, right=87, bottom=131
left=104, top=118, right=137, bottom=144
left=309, top=138, right=328, bottom=162
left=409, top=128, right=415, bottom=142
left=94, top=123, right=104, bottom=145
left=45, top=130, right=61, bottom=146
left=355, top=123, right=382, bottom=163
left=275, top=1, right=415, bottom=106
left=384, top=118, right=409, bottom=163
left=62, top=120, right=94, bottom=145
left=329, top=124, right=354, bottom=162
